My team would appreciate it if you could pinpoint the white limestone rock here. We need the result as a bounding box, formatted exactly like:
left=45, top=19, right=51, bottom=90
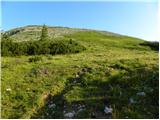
left=129, top=98, right=137, bottom=104
left=104, top=106, right=113, bottom=114
left=6, top=88, right=11, bottom=92
left=136, top=92, right=146, bottom=96
left=64, top=111, right=75, bottom=118
left=48, top=103, right=56, bottom=109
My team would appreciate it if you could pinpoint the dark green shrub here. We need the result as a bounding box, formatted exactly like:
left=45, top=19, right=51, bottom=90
left=1, top=34, right=14, bottom=56
left=40, top=25, right=49, bottom=41
left=1, top=38, right=86, bottom=56
left=12, top=42, right=28, bottom=56
left=40, top=41, right=50, bottom=54
left=140, top=41, right=159, bottom=51
left=28, top=56, right=43, bottom=62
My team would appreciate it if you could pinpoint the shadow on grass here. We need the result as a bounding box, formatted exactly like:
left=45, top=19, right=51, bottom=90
left=31, top=65, right=159, bottom=119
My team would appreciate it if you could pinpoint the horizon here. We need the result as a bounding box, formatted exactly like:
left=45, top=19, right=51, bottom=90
left=1, top=1, right=158, bottom=41
left=2, top=24, right=156, bottom=42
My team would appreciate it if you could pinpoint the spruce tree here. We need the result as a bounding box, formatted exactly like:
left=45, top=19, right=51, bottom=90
left=40, top=24, right=48, bottom=41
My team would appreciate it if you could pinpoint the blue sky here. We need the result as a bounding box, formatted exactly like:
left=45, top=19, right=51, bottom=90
left=1, top=1, right=158, bottom=41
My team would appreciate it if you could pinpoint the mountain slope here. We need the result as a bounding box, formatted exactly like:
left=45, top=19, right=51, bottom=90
left=2, top=25, right=159, bottom=119
left=6, top=25, right=123, bottom=41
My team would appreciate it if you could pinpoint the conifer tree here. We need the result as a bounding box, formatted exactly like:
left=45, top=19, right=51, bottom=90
left=40, top=24, right=48, bottom=41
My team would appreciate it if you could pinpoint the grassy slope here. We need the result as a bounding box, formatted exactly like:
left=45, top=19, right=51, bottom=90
left=6, top=25, right=84, bottom=41
left=2, top=29, right=159, bottom=118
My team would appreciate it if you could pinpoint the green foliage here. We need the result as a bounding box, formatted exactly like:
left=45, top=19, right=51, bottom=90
left=28, top=56, right=43, bottom=62
left=1, top=33, right=14, bottom=56
left=140, top=41, right=159, bottom=51
left=1, top=39, right=86, bottom=56
left=1, top=33, right=10, bottom=40
left=7, top=29, right=22, bottom=36
left=40, top=25, right=49, bottom=41
left=1, top=27, right=159, bottom=119
left=63, top=66, right=158, bottom=119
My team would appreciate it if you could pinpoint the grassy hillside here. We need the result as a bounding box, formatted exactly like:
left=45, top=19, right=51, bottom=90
left=1, top=26, right=159, bottom=119
left=5, top=25, right=122, bottom=42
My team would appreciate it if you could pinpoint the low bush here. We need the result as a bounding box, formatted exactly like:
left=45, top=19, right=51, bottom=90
left=28, top=56, right=43, bottom=62
left=140, top=41, right=159, bottom=51
left=1, top=39, right=86, bottom=56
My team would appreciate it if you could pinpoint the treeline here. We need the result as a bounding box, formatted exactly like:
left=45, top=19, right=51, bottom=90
left=140, top=41, right=159, bottom=51
left=1, top=25, right=85, bottom=56
left=1, top=39, right=86, bottom=56
left=1, top=25, right=86, bottom=56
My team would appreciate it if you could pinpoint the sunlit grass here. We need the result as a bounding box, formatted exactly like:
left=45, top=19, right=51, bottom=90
left=1, top=30, right=158, bottom=118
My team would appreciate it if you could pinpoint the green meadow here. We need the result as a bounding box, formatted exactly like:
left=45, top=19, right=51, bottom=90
left=1, top=26, right=159, bottom=118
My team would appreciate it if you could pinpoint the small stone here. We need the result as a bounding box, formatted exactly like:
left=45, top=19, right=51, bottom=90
left=129, top=98, right=136, bottom=104
left=73, top=80, right=77, bottom=84
left=91, top=112, right=96, bottom=118
left=75, top=74, right=79, bottom=78
left=78, top=105, right=85, bottom=109
left=46, top=112, right=49, bottom=116
left=104, top=106, right=113, bottom=114
left=136, top=92, right=146, bottom=96
left=78, top=108, right=84, bottom=112
left=64, top=111, right=75, bottom=118
left=119, top=91, right=122, bottom=96
left=6, top=88, right=11, bottom=92
left=48, top=103, right=56, bottom=109
left=43, top=93, right=49, bottom=100
left=26, top=88, right=30, bottom=91
left=125, top=116, right=129, bottom=118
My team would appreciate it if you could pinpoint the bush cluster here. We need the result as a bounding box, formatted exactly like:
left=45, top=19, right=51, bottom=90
left=1, top=39, right=86, bottom=56
left=28, top=56, right=43, bottom=62
left=140, top=41, right=159, bottom=51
